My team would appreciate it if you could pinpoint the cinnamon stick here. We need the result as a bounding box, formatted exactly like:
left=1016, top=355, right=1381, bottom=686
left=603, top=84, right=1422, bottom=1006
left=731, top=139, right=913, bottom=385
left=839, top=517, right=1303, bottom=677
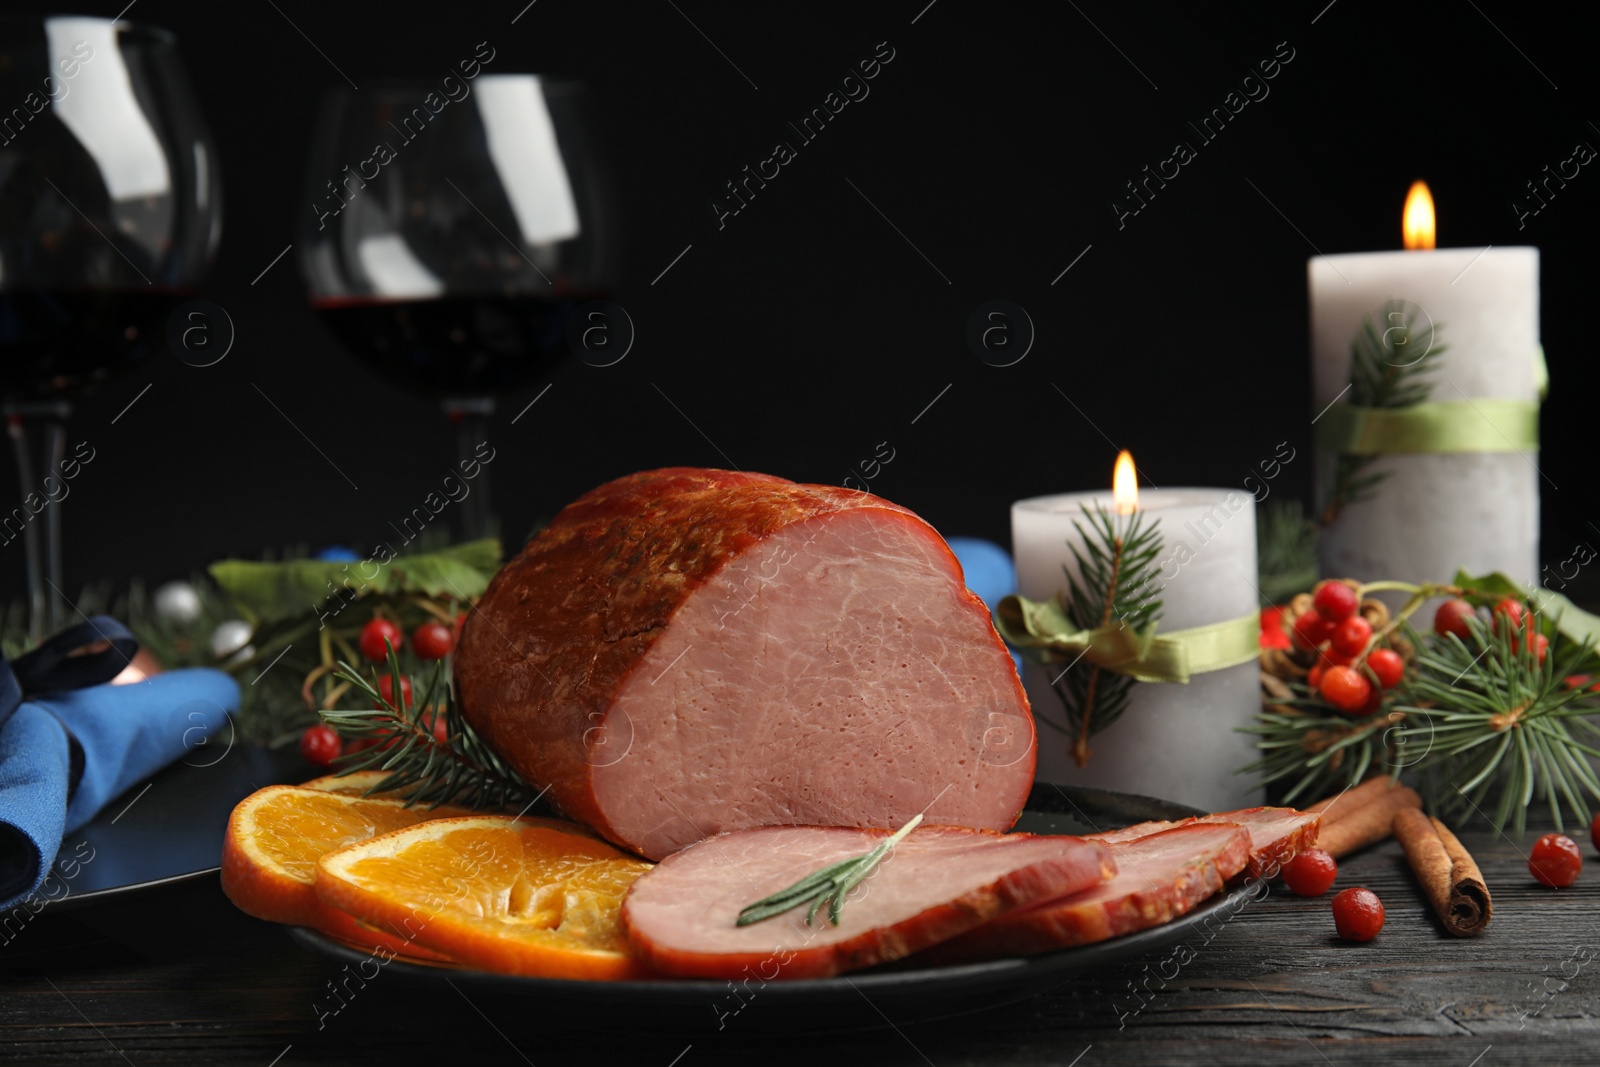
left=1391, top=807, right=1492, bottom=935
left=1315, top=784, right=1422, bottom=858
left=1305, top=776, right=1403, bottom=822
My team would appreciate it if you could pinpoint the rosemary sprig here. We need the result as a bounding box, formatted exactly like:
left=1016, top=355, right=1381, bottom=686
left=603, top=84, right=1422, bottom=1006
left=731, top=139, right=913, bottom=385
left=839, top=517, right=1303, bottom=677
left=1321, top=302, right=1447, bottom=527
left=736, top=814, right=923, bottom=928
left=319, top=643, right=540, bottom=812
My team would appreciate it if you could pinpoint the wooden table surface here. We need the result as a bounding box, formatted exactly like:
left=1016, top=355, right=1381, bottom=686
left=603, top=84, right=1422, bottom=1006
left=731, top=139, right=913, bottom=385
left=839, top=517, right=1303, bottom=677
left=4, top=819, right=1597, bottom=1067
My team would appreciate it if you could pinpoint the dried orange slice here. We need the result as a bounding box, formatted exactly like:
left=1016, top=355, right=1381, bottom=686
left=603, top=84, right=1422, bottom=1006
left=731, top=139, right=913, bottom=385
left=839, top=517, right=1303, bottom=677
left=315, top=816, right=654, bottom=979
left=221, top=785, right=472, bottom=929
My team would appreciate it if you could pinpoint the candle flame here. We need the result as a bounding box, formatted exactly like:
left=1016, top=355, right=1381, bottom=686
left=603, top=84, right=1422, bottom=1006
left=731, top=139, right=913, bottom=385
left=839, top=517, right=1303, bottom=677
left=1112, top=450, right=1138, bottom=515
left=1402, top=180, right=1435, bottom=250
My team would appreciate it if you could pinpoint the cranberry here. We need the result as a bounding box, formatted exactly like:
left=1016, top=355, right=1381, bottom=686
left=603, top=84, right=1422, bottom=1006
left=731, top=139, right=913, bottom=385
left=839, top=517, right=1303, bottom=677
left=299, top=724, right=343, bottom=769
left=412, top=621, right=455, bottom=660
left=1281, top=848, right=1337, bottom=896
left=1312, top=581, right=1360, bottom=623
left=1331, top=616, right=1374, bottom=657
left=359, top=618, right=404, bottom=662
left=1365, top=648, right=1405, bottom=689
left=1529, top=833, right=1582, bottom=888
left=1306, top=664, right=1325, bottom=690
left=1331, top=887, right=1384, bottom=941
left=1320, top=666, right=1373, bottom=715
left=1293, top=608, right=1332, bottom=651
left=376, top=674, right=413, bottom=710
left=1434, top=599, right=1477, bottom=641
left=1493, top=597, right=1528, bottom=635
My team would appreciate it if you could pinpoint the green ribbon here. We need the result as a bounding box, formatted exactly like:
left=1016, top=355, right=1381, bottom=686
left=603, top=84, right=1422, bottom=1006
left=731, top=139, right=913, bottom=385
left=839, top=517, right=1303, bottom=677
left=1316, top=347, right=1547, bottom=456
left=996, top=594, right=1261, bottom=684
left=1315, top=398, right=1539, bottom=455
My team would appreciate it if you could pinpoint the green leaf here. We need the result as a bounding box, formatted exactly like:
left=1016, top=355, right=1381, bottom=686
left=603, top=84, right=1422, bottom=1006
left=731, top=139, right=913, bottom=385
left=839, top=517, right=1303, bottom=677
left=210, top=539, right=501, bottom=622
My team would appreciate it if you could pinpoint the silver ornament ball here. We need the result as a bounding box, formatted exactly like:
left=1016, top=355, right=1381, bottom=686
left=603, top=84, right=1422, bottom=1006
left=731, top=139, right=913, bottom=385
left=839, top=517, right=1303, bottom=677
left=209, top=619, right=254, bottom=660
left=153, top=581, right=203, bottom=625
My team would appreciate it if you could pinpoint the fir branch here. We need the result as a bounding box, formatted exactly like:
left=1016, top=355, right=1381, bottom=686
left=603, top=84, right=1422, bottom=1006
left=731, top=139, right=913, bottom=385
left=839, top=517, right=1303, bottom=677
left=320, top=646, right=540, bottom=812
left=1257, top=501, right=1319, bottom=606
left=1049, top=504, right=1164, bottom=766
left=1320, top=302, right=1447, bottom=527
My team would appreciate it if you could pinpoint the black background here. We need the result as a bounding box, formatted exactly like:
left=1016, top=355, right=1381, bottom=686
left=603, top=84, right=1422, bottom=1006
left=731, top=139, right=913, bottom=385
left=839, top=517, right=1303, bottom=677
left=4, top=0, right=1596, bottom=606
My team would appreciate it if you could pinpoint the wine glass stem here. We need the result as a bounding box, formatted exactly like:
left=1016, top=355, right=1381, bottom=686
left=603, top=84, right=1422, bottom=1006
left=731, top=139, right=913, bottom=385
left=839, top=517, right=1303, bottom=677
left=445, top=400, right=494, bottom=541
left=4, top=406, right=69, bottom=640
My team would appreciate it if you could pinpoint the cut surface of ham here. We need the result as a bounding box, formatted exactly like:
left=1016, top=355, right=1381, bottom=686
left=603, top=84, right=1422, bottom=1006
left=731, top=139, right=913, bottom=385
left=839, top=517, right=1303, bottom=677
left=621, top=824, right=1114, bottom=979
left=1088, top=806, right=1320, bottom=878
left=454, top=468, right=1037, bottom=860
left=926, top=822, right=1252, bottom=962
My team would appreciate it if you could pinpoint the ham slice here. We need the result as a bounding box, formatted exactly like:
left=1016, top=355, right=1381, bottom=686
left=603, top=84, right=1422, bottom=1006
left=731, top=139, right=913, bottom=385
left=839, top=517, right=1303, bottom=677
left=620, top=824, right=1114, bottom=979
left=925, top=823, right=1252, bottom=962
left=454, top=468, right=1037, bottom=860
left=1088, top=806, right=1320, bottom=878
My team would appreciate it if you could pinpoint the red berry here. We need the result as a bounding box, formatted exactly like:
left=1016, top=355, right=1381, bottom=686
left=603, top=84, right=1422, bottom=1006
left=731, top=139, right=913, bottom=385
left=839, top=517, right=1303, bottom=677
left=1331, top=615, right=1373, bottom=657
left=412, top=621, right=455, bottom=660
left=1366, top=648, right=1405, bottom=689
left=359, top=618, right=404, bottom=662
left=421, top=709, right=450, bottom=744
left=1281, top=848, right=1338, bottom=896
left=1306, top=664, right=1325, bottom=690
left=1320, top=666, right=1373, bottom=714
left=1319, top=646, right=1356, bottom=668
left=1313, top=581, right=1359, bottom=623
left=1434, top=599, right=1476, bottom=641
left=299, top=724, right=342, bottom=769
left=376, top=674, right=413, bottom=710
left=1331, top=887, right=1385, bottom=940
left=1591, top=812, right=1600, bottom=853
left=1529, top=833, right=1582, bottom=887
left=1564, top=673, right=1594, bottom=691
left=1357, top=685, right=1383, bottom=717
left=1293, top=608, right=1334, bottom=651
left=1531, top=633, right=1550, bottom=665
left=1493, top=597, right=1528, bottom=633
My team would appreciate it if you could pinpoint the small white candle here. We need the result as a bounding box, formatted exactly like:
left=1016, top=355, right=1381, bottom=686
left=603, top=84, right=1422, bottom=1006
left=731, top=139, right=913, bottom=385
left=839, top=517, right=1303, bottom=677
left=1011, top=458, right=1262, bottom=812
left=1309, top=182, right=1540, bottom=589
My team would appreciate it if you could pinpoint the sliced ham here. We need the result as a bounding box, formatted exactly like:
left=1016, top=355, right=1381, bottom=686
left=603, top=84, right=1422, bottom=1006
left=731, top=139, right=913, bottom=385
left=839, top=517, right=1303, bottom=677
left=1087, top=806, right=1320, bottom=878
left=620, top=824, right=1114, bottom=979
left=925, top=822, right=1252, bottom=962
left=454, top=468, right=1037, bottom=860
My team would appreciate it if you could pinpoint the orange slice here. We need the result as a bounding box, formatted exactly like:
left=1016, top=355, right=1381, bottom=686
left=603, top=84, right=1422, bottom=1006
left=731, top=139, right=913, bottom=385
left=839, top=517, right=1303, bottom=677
left=298, top=770, right=405, bottom=797
left=221, top=785, right=471, bottom=929
left=315, top=816, right=655, bottom=979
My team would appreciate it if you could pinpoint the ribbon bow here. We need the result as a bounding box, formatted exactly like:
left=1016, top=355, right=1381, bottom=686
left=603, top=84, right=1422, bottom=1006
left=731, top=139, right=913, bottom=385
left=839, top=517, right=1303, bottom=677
left=996, top=594, right=1259, bottom=684
left=0, top=616, right=140, bottom=729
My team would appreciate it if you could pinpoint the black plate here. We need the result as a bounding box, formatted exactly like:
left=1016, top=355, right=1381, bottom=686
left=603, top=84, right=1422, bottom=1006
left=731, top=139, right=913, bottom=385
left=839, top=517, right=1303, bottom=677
left=45, top=739, right=307, bottom=909
left=288, top=784, right=1256, bottom=1033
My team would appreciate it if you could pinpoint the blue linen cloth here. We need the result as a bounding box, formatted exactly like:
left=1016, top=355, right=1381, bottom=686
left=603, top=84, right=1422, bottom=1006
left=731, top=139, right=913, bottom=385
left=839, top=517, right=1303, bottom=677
left=0, top=616, right=239, bottom=910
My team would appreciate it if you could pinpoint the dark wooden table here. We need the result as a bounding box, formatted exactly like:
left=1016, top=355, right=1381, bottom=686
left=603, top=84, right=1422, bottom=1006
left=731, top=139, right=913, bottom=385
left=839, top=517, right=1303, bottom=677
left=4, top=820, right=1597, bottom=1066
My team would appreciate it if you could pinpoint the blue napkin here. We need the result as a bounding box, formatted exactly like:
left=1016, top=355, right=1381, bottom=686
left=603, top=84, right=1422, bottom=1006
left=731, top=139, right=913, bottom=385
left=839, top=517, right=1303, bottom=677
left=0, top=617, right=240, bottom=911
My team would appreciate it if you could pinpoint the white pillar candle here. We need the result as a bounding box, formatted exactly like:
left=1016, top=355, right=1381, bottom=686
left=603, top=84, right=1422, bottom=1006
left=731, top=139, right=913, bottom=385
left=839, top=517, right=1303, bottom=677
left=1309, top=196, right=1540, bottom=590
left=1012, top=487, right=1262, bottom=812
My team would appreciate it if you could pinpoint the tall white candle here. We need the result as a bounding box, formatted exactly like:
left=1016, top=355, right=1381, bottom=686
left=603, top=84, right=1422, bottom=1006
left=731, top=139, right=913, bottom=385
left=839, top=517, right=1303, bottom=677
left=1012, top=484, right=1262, bottom=812
left=1309, top=185, right=1540, bottom=589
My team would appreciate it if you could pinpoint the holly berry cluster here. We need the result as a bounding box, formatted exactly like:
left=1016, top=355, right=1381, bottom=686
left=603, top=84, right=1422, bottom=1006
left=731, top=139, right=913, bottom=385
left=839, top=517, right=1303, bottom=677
left=298, top=614, right=466, bottom=769
left=1267, top=580, right=1409, bottom=716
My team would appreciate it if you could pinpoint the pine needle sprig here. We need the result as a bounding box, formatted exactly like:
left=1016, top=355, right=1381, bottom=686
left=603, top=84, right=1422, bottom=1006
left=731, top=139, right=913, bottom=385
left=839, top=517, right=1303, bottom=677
left=1394, top=615, right=1600, bottom=834
left=1239, top=702, right=1399, bottom=805
left=1321, top=301, right=1448, bottom=527
left=1051, top=504, right=1165, bottom=766
left=320, top=644, right=539, bottom=812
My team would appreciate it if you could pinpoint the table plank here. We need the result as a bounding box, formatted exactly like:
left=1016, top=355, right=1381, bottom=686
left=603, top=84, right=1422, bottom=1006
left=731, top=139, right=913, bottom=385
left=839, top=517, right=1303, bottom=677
left=2, top=825, right=1596, bottom=1066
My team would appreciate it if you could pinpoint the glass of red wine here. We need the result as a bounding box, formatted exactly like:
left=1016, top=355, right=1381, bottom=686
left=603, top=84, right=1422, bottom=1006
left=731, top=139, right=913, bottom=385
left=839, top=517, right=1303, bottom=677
left=300, top=75, right=617, bottom=540
left=0, top=16, right=221, bottom=637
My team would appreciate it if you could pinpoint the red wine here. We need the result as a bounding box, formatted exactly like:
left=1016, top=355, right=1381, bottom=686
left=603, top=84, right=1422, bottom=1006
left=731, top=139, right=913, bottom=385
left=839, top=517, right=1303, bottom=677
left=313, top=295, right=584, bottom=398
left=0, top=289, right=187, bottom=400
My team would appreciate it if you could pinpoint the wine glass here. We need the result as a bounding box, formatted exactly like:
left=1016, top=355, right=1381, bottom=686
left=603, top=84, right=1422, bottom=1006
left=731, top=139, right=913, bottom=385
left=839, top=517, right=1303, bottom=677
left=0, top=16, right=221, bottom=637
left=299, top=75, right=618, bottom=540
